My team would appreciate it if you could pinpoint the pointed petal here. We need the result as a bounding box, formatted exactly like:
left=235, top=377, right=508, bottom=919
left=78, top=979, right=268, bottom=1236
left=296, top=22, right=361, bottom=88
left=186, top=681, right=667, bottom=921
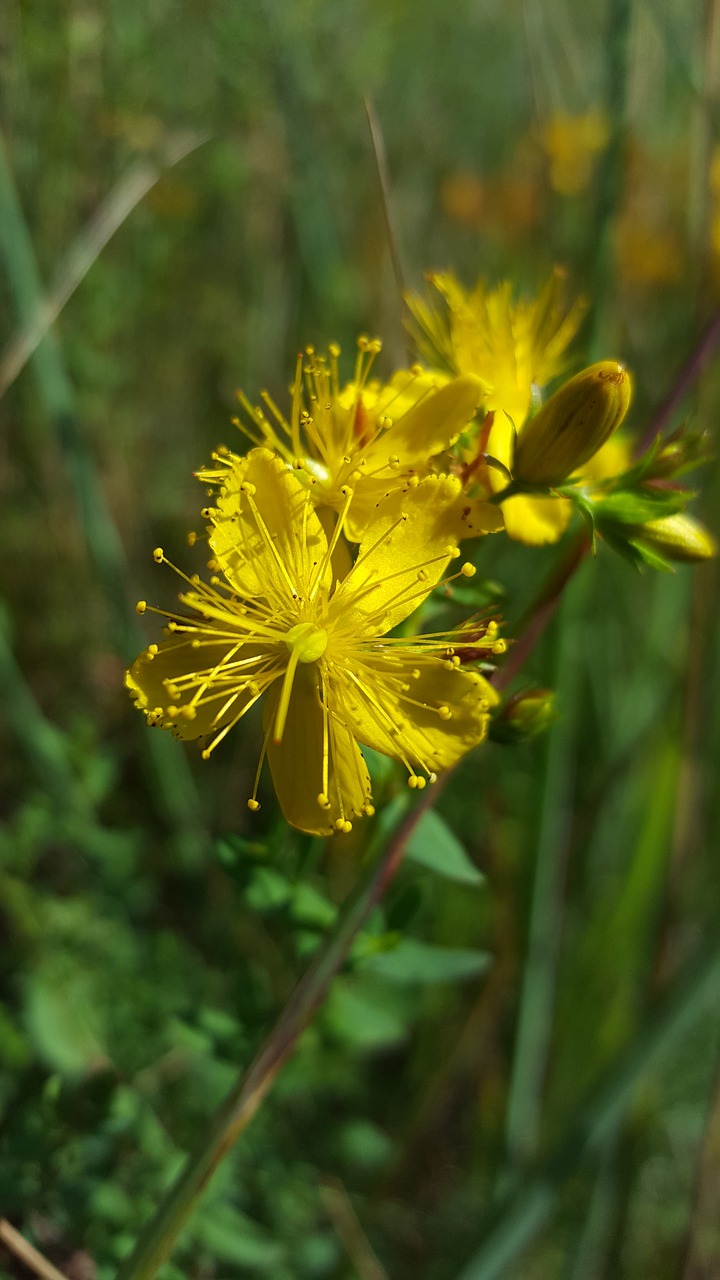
left=336, top=654, right=499, bottom=774
left=208, top=448, right=329, bottom=602
left=362, top=373, right=484, bottom=468
left=264, top=667, right=371, bottom=835
left=331, top=474, right=467, bottom=635
left=127, top=638, right=271, bottom=740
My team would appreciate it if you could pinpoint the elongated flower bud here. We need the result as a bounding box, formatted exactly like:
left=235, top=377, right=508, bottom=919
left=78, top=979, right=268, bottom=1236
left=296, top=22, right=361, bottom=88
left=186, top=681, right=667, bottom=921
left=630, top=513, right=717, bottom=563
left=490, top=688, right=557, bottom=744
left=513, top=361, right=632, bottom=487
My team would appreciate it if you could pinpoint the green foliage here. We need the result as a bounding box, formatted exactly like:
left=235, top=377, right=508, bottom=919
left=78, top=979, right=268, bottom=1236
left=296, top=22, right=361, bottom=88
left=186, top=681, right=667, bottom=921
left=1, top=3, right=719, bottom=1280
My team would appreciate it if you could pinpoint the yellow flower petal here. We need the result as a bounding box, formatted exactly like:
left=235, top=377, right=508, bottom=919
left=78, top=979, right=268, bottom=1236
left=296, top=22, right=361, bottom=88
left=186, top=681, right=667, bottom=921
left=336, top=655, right=499, bottom=774
left=577, top=432, right=632, bottom=483
left=332, top=474, right=465, bottom=635
left=361, top=373, right=484, bottom=470
left=264, top=666, right=372, bottom=835
left=209, top=448, right=329, bottom=601
left=501, top=494, right=573, bottom=545
left=126, top=639, right=270, bottom=740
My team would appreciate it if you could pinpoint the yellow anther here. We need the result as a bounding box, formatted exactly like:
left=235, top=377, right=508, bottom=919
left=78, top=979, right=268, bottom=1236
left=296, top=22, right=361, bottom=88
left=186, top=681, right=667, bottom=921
left=180, top=705, right=197, bottom=721
left=388, top=455, right=401, bottom=470
left=240, top=481, right=256, bottom=496
left=148, top=644, right=158, bottom=656
left=492, top=641, right=506, bottom=654
left=247, top=798, right=261, bottom=812
left=461, top=563, right=476, bottom=578
left=362, top=803, right=376, bottom=816
left=411, top=669, right=420, bottom=679
left=153, top=548, right=164, bottom=562
left=317, top=793, right=331, bottom=809
left=187, top=532, right=197, bottom=546
left=408, top=775, right=420, bottom=789
left=329, top=342, right=341, bottom=357
left=334, top=818, right=347, bottom=831
left=136, top=600, right=147, bottom=615
left=438, top=705, right=452, bottom=720
left=167, top=706, right=179, bottom=719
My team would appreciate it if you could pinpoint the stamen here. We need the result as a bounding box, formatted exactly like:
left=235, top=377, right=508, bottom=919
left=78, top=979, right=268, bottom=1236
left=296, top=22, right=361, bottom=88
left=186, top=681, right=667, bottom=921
left=273, top=645, right=302, bottom=743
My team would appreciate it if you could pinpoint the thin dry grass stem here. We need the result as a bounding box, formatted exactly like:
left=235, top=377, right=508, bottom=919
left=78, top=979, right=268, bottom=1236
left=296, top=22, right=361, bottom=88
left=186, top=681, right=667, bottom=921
left=364, top=97, right=409, bottom=360
left=319, top=1177, right=390, bottom=1280
left=0, top=129, right=209, bottom=400
left=0, top=1219, right=73, bottom=1280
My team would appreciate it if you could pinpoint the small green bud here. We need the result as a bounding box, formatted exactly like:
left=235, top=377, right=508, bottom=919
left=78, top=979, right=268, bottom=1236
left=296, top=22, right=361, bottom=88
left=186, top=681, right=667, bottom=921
left=628, top=513, right=717, bottom=563
left=490, top=688, right=557, bottom=745
left=513, top=361, right=632, bottom=487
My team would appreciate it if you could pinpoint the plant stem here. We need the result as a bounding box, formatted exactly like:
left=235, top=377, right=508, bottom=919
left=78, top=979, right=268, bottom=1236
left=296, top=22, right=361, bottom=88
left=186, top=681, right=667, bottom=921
left=116, top=787, right=438, bottom=1280
left=638, top=306, right=720, bottom=452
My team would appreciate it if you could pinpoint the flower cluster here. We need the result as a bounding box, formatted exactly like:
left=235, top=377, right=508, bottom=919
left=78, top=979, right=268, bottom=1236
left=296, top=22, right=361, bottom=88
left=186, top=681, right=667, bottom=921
left=128, top=270, right=714, bottom=834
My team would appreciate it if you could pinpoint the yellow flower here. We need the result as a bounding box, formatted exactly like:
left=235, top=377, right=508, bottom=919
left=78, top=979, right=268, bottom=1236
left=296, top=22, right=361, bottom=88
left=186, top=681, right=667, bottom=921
left=405, top=270, right=598, bottom=546
left=541, top=108, right=610, bottom=197
left=405, top=269, right=586, bottom=430
left=213, top=339, right=485, bottom=542
left=127, top=449, right=503, bottom=835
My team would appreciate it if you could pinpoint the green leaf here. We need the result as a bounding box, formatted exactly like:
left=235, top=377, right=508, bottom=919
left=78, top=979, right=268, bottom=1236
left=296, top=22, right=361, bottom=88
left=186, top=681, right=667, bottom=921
left=324, top=977, right=410, bottom=1049
left=407, top=809, right=485, bottom=885
left=245, top=866, right=293, bottom=913
left=193, top=1202, right=285, bottom=1270
left=363, top=938, right=492, bottom=984
left=290, top=881, right=338, bottom=929
left=23, top=961, right=107, bottom=1076
left=596, top=489, right=685, bottom=524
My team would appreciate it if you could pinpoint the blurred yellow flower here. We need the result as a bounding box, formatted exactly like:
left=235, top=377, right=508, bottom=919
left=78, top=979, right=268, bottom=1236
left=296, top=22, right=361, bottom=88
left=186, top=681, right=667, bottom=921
left=128, top=450, right=502, bottom=834
left=214, top=340, right=486, bottom=541
left=407, top=271, right=600, bottom=545
left=406, top=269, right=585, bottom=430
left=541, top=108, right=609, bottom=196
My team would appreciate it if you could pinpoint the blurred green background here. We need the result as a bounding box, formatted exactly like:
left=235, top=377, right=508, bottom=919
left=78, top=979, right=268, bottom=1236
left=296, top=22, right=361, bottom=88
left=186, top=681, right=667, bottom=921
left=1, top=1, right=720, bottom=1278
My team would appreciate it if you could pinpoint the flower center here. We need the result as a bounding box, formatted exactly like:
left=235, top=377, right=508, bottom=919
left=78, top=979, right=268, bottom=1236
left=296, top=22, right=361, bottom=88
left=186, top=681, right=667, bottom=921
left=284, top=622, right=328, bottom=664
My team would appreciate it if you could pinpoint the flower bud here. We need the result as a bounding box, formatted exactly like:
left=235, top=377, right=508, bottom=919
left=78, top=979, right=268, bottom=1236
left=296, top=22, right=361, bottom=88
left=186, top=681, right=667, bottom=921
left=513, top=361, right=632, bottom=487
left=629, top=514, right=717, bottom=563
left=490, top=688, right=557, bottom=744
